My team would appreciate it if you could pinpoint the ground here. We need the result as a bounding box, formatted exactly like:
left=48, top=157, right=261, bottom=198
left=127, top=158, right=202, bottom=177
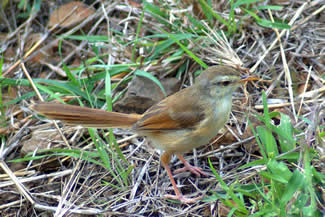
left=0, top=1, right=324, bottom=216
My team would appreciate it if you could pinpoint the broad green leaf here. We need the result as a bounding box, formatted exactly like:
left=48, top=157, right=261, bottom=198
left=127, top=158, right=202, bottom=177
left=248, top=118, right=267, bottom=159
left=277, top=152, right=300, bottom=161
left=280, top=169, right=304, bottom=204
left=267, top=159, right=292, bottom=182
left=277, top=113, right=296, bottom=152
left=260, top=171, right=288, bottom=184
left=257, top=126, right=279, bottom=157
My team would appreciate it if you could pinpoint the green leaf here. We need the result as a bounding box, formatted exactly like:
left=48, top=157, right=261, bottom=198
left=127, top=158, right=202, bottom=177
left=143, top=1, right=170, bottom=26
left=262, top=91, right=272, bottom=126
left=208, top=158, right=228, bottom=190
left=132, top=10, right=144, bottom=62
left=4, top=91, right=36, bottom=106
left=257, top=5, right=283, bottom=10
left=0, top=54, right=3, bottom=74
left=232, top=0, right=262, bottom=10
left=248, top=118, right=267, bottom=159
left=143, top=1, right=167, bottom=18
left=256, top=126, right=279, bottom=157
left=280, top=169, right=304, bottom=204
left=277, top=152, right=300, bottom=161
left=105, top=67, right=112, bottom=111
left=228, top=182, right=249, bottom=213
left=186, top=14, right=208, bottom=32
left=276, top=113, right=296, bottom=152
left=260, top=170, right=288, bottom=184
left=198, top=0, right=229, bottom=28
left=242, top=8, right=261, bottom=22
left=242, top=8, right=290, bottom=30
left=197, top=0, right=213, bottom=22
left=140, top=33, right=196, bottom=61
left=63, top=63, right=80, bottom=87
left=239, top=159, right=266, bottom=169
left=35, top=83, right=64, bottom=103
left=294, top=193, right=310, bottom=212
left=257, top=19, right=291, bottom=29
left=10, top=148, right=104, bottom=167
left=63, top=35, right=109, bottom=42
left=303, top=205, right=318, bottom=217
left=267, top=159, right=292, bottom=182
left=202, top=193, right=219, bottom=202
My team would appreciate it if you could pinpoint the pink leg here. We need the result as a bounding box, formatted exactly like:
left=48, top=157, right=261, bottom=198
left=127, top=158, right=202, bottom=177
left=161, top=152, right=203, bottom=203
left=174, top=154, right=208, bottom=177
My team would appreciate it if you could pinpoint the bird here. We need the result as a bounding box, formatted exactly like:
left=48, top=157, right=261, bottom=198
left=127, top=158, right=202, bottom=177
left=31, top=65, right=258, bottom=203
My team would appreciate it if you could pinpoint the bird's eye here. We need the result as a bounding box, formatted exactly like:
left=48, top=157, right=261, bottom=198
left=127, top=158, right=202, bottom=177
left=212, top=81, right=232, bottom=86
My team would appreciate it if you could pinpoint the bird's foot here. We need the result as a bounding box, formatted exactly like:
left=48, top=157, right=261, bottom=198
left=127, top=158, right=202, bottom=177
left=164, top=194, right=203, bottom=203
left=174, top=165, right=208, bottom=177
left=175, top=154, right=208, bottom=177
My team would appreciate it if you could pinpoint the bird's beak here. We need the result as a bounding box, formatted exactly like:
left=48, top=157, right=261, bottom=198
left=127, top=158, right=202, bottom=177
left=239, top=75, right=259, bottom=83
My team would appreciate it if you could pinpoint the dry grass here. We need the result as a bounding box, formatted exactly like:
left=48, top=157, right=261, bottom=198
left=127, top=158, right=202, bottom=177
left=0, top=0, right=324, bottom=216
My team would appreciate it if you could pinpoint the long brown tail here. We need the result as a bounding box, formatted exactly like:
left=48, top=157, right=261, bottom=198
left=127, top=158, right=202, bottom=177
left=31, top=102, right=142, bottom=128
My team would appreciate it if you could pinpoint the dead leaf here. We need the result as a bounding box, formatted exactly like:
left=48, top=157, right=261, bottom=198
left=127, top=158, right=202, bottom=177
left=128, top=0, right=142, bottom=8
left=21, top=126, right=79, bottom=153
left=217, top=200, right=236, bottom=217
left=48, top=1, right=95, bottom=28
left=270, top=0, right=291, bottom=4
left=24, top=33, right=53, bottom=67
left=21, top=129, right=58, bottom=154
left=114, top=76, right=181, bottom=114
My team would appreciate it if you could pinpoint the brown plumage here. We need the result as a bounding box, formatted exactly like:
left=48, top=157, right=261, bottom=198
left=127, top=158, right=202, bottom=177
left=31, top=65, right=258, bottom=203
left=31, top=103, right=141, bottom=128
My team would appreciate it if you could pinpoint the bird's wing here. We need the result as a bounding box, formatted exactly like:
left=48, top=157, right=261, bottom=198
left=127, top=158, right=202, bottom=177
left=134, top=87, right=205, bottom=131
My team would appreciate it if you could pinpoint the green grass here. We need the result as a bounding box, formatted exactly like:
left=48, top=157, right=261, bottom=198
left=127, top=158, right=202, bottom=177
left=205, top=92, right=324, bottom=216
left=0, top=0, right=323, bottom=215
left=0, top=55, right=5, bottom=127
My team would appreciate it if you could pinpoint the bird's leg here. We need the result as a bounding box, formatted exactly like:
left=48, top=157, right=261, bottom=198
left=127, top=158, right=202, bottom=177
left=174, top=154, right=208, bottom=177
left=161, top=152, right=203, bottom=203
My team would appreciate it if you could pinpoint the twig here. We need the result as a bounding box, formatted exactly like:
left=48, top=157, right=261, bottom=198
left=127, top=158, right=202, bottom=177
left=267, top=9, right=297, bottom=122
left=250, top=1, right=310, bottom=73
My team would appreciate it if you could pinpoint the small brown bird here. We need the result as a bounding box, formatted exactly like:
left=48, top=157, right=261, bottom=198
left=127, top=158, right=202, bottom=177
left=31, top=65, right=257, bottom=203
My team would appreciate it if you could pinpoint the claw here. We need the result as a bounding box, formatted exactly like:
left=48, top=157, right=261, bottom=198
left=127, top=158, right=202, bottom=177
left=165, top=194, right=203, bottom=203
left=161, top=152, right=206, bottom=204
left=175, top=154, right=208, bottom=177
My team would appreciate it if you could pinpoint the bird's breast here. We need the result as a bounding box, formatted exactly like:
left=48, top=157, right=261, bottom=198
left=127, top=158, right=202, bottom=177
left=140, top=96, right=233, bottom=154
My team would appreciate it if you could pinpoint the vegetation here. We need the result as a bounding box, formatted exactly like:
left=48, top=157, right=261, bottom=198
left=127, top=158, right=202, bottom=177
left=0, top=0, right=324, bottom=216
